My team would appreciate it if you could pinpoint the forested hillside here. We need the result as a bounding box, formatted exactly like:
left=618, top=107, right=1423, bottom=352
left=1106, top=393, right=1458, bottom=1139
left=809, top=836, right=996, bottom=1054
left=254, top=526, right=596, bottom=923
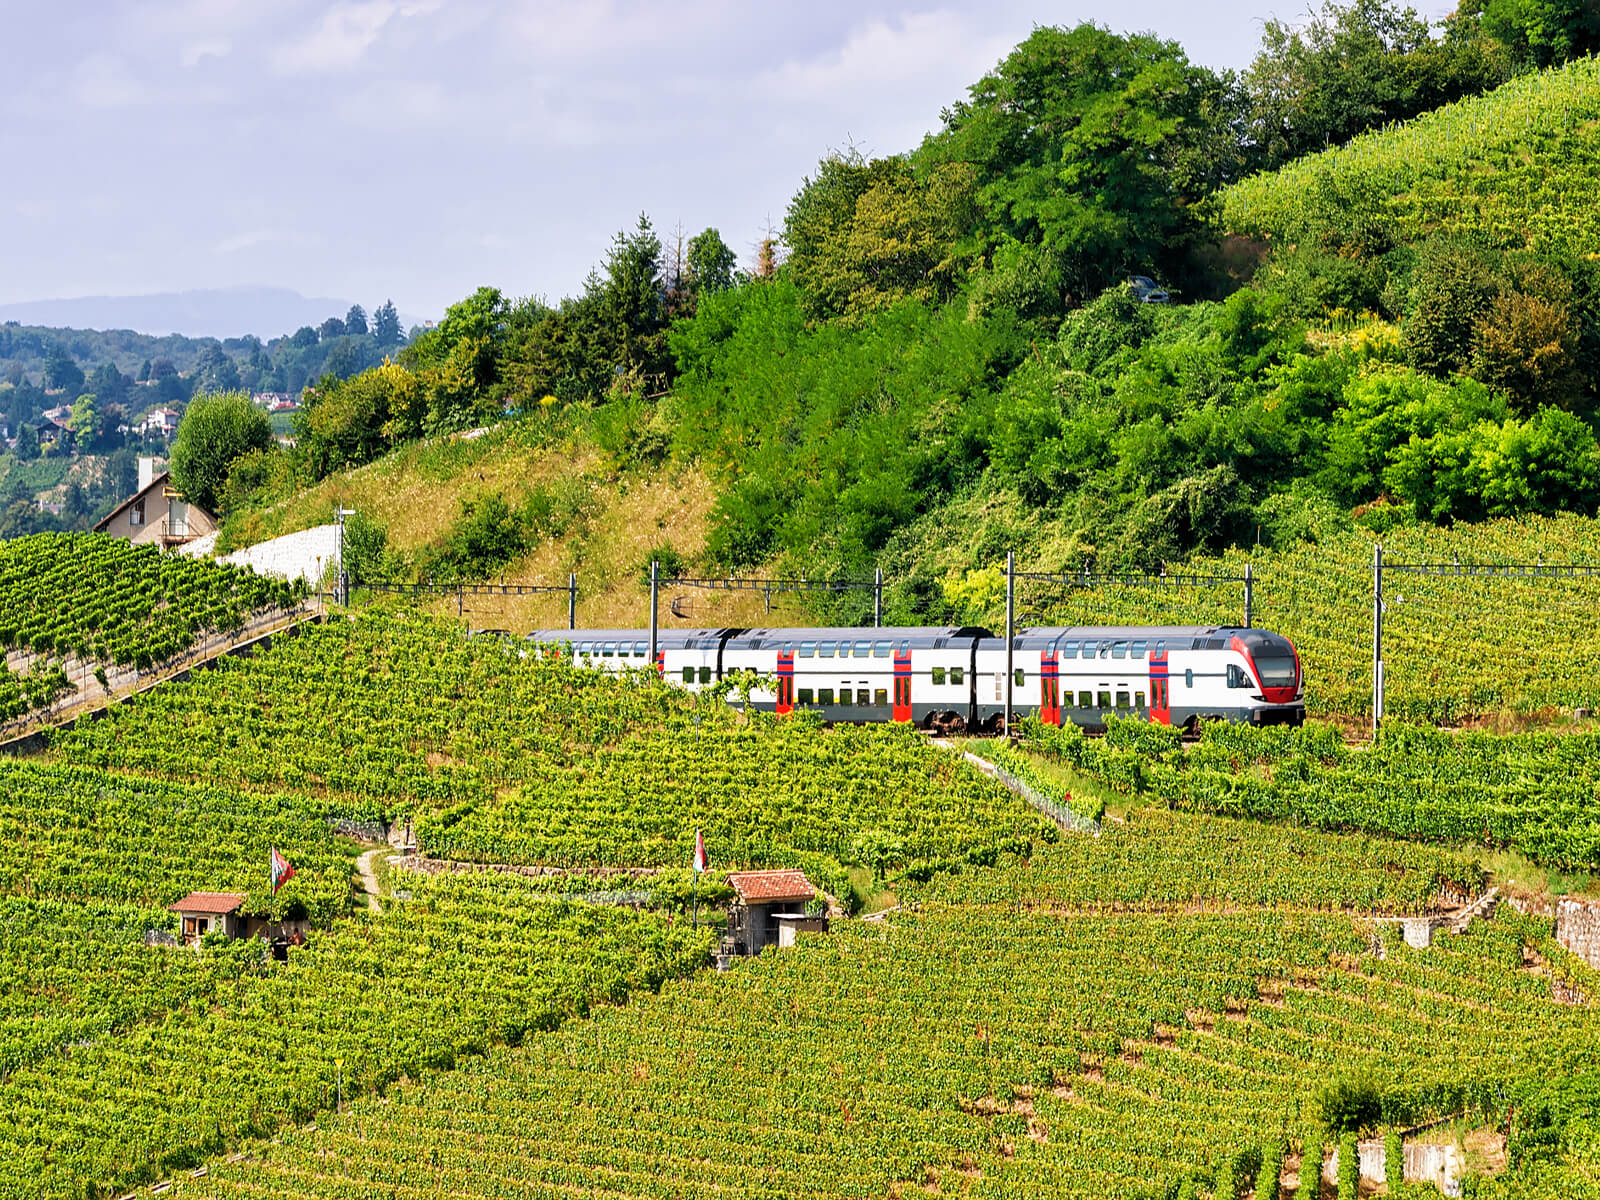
left=184, top=1, right=1600, bottom=622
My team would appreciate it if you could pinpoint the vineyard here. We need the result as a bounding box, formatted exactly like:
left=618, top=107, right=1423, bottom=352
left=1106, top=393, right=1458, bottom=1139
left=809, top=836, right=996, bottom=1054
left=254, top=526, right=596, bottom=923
left=0, top=871, right=709, bottom=1200
left=987, top=513, right=1600, bottom=721
left=167, top=894, right=1600, bottom=1200
left=55, top=613, right=1054, bottom=899
left=1061, top=717, right=1600, bottom=875
left=0, top=533, right=305, bottom=721
left=1219, top=56, right=1600, bottom=259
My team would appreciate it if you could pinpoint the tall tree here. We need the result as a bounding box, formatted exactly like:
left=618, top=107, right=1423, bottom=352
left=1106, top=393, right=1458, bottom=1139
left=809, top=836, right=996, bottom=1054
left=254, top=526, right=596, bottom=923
left=43, top=343, right=84, bottom=396
left=918, top=23, right=1242, bottom=316
left=169, top=390, right=272, bottom=514
left=319, top=316, right=347, bottom=341
left=1458, top=0, right=1600, bottom=67
left=345, top=304, right=369, bottom=337
left=598, top=214, right=668, bottom=385
left=372, top=300, right=402, bottom=347
left=687, top=228, right=739, bottom=294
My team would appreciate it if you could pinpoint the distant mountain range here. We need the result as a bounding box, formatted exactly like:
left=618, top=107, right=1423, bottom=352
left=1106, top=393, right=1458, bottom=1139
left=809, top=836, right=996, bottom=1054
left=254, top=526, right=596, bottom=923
left=0, top=287, right=425, bottom=341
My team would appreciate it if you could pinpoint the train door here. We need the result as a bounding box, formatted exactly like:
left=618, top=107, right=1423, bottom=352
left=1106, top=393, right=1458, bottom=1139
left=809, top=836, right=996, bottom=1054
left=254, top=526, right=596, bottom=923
left=1039, top=652, right=1061, bottom=726
left=776, top=650, right=795, bottom=716
left=654, top=648, right=665, bottom=677
left=1149, top=650, right=1171, bottom=726
left=892, top=647, right=912, bottom=723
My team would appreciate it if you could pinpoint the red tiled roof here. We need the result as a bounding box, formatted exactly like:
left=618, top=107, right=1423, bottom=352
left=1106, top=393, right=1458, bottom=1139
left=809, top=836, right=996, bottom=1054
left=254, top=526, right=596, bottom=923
left=168, top=892, right=247, bottom=915
left=726, top=869, right=815, bottom=904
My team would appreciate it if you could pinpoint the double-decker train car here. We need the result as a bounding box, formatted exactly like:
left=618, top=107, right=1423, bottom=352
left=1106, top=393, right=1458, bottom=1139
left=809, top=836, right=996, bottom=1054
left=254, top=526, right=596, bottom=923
left=525, top=623, right=1305, bottom=731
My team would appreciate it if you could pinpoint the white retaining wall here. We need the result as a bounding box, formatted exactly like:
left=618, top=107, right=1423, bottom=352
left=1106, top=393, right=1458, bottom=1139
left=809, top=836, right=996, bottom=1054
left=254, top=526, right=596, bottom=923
left=191, top=524, right=341, bottom=585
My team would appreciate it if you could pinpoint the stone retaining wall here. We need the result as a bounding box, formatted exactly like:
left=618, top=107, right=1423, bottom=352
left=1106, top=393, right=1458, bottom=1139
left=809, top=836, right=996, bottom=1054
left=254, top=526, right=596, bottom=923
left=1556, top=897, right=1600, bottom=969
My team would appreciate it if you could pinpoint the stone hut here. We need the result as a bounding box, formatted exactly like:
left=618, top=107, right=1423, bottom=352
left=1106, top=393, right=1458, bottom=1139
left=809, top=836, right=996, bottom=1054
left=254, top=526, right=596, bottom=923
left=724, top=869, right=828, bottom=955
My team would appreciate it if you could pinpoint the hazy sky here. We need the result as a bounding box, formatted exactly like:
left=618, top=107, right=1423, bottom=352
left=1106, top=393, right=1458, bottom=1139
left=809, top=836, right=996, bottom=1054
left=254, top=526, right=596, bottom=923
left=1, top=1, right=1455, bottom=318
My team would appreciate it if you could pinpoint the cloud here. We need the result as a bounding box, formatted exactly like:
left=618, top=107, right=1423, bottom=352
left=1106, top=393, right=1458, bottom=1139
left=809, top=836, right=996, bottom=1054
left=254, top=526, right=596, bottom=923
left=180, top=38, right=233, bottom=67
left=271, top=1, right=400, bottom=74
left=214, top=229, right=317, bottom=254
left=73, top=54, right=151, bottom=109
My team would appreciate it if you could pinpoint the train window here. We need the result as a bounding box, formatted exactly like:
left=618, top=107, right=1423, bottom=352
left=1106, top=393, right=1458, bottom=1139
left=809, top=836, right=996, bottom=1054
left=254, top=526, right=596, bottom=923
left=1154, top=640, right=1165, bottom=657
left=1185, top=668, right=1194, bottom=689
left=1079, top=690, right=1093, bottom=708
left=931, top=666, right=946, bottom=686
left=578, top=642, right=593, bottom=656
left=1097, top=690, right=1111, bottom=709
left=1135, top=690, right=1146, bottom=709
left=900, top=640, right=910, bottom=655
left=855, top=643, right=871, bottom=658
left=874, top=641, right=891, bottom=657
left=1116, top=690, right=1130, bottom=709
left=682, top=667, right=695, bottom=684
left=798, top=688, right=814, bottom=705
left=1013, top=668, right=1025, bottom=688
left=1227, top=664, right=1249, bottom=689
left=699, top=666, right=712, bottom=685
left=874, top=688, right=888, bottom=706
left=800, top=642, right=816, bottom=658
left=950, top=667, right=964, bottom=685
left=1100, top=642, right=1114, bottom=659
left=1060, top=641, right=1077, bottom=659
left=1131, top=641, right=1146, bottom=659
left=783, top=643, right=793, bottom=656
left=1080, top=640, right=1096, bottom=657
left=602, top=642, right=617, bottom=657
left=858, top=687, right=872, bottom=705
left=1111, top=642, right=1126, bottom=660
left=818, top=688, right=833, bottom=705
left=836, top=689, right=850, bottom=706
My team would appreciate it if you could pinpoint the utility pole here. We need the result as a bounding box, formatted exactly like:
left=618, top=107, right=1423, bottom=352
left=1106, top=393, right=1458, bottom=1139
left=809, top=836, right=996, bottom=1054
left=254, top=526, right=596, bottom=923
left=1243, top=562, right=1254, bottom=629
left=1004, top=551, right=1015, bottom=736
left=649, top=560, right=659, bottom=671
left=568, top=573, right=577, bottom=630
left=1372, top=544, right=1384, bottom=733
left=335, top=507, right=355, bottom=607
left=874, top=567, right=883, bottom=628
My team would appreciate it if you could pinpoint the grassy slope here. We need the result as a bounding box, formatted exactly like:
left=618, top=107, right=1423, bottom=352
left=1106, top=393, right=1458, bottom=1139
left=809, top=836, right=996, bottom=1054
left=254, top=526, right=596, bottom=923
left=220, top=423, right=803, bottom=630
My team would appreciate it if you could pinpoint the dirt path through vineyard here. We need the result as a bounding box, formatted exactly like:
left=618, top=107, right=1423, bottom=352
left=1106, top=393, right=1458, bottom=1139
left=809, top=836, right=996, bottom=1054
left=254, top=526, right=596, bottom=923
left=356, top=848, right=383, bottom=914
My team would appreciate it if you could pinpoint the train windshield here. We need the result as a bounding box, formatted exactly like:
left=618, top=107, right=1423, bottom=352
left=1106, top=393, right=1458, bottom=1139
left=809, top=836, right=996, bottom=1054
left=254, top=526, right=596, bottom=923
left=1255, top=656, right=1297, bottom=688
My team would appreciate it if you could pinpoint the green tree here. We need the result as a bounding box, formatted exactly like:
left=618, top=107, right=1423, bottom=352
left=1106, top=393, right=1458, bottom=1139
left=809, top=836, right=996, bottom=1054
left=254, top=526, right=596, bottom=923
left=1246, top=0, right=1509, bottom=170
left=372, top=300, right=402, bottom=347
left=290, top=326, right=320, bottom=349
left=918, top=23, right=1240, bottom=315
left=1459, top=0, right=1600, bottom=67
left=169, top=390, right=273, bottom=514
left=686, top=228, right=738, bottom=294
left=12, top=421, right=39, bottom=462
left=319, top=316, right=347, bottom=341
left=193, top=344, right=242, bottom=394
left=599, top=215, right=668, bottom=385
left=67, top=393, right=99, bottom=443
left=43, top=343, right=84, bottom=396
left=344, top=304, right=369, bottom=336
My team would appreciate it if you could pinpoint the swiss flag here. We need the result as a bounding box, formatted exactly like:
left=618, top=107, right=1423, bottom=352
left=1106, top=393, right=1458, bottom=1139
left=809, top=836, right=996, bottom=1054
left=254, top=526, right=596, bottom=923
left=270, top=846, right=297, bottom=893
left=692, top=829, right=707, bottom=874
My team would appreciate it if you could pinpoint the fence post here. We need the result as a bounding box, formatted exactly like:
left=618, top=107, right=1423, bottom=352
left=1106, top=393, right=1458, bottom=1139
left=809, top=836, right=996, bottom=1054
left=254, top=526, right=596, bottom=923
left=1004, top=551, right=1015, bottom=735
left=1372, top=544, right=1384, bottom=733
left=649, top=561, right=659, bottom=669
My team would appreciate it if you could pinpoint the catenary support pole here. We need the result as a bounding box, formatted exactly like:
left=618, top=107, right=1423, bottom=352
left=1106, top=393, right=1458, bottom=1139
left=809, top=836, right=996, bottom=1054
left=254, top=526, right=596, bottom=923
left=568, top=573, right=577, bottom=629
left=1004, top=551, right=1015, bottom=735
left=649, top=560, right=659, bottom=670
left=1244, top=562, right=1254, bottom=629
left=1372, top=544, right=1384, bottom=733
left=874, top=567, right=883, bottom=627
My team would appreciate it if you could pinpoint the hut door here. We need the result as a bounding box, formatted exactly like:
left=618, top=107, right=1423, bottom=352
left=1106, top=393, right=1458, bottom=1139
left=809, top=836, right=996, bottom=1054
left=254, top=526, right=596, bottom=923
left=892, top=648, right=912, bottom=723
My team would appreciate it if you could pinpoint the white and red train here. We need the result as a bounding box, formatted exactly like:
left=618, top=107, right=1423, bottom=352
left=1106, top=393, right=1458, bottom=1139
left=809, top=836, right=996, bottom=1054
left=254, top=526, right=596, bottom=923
left=525, top=624, right=1305, bottom=731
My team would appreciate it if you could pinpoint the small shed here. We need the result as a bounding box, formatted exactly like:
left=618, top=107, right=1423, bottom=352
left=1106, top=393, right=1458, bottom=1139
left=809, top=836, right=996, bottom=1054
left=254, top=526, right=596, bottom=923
left=169, top=892, right=246, bottom=943
left=725, top=869, right=826, bottom=955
